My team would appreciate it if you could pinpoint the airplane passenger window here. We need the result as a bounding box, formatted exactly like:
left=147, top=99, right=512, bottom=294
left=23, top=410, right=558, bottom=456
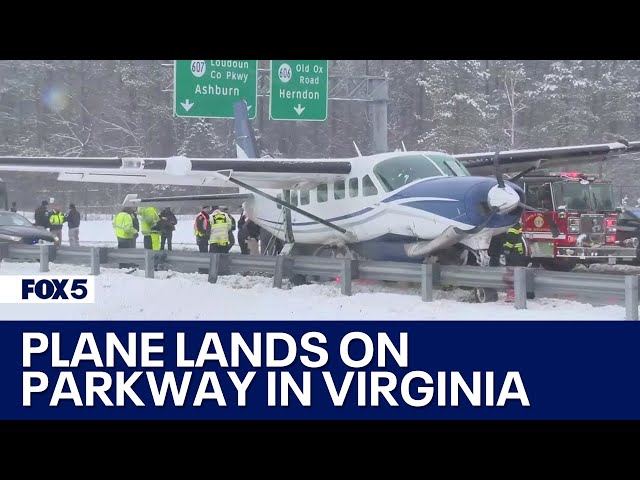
left=300, top=190, right=310, bottom=205
left=291, top=190, right=298, bottom=206
left=363, top=175, right=378, bottom=196
left=317, top=184, right=328, bottom=203
left=334, top=180, right=345, bottom=200
left=373, top=154, right=444, bottom=192
left=349, top=178, right=359, bottom=197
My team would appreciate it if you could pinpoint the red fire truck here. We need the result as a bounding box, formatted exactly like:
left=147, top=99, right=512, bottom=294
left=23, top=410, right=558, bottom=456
left=515, top=172, right=640, bottom=271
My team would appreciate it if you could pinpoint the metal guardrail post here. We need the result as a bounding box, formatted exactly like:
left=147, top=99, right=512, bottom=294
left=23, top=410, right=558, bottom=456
left=625, top=275, right=638, bottom=320
left=341, top=259, right=354, bottom=296
left=514, top=267, right=527, bottom=310
left=90, top=248, right=101, bottom=276
left=273, top=256, right=292, bottom=289
left=421, top=264, right=434, bottom=302
left=208, top=254, right=219, bottom=283
left=40, top=244, right=50, bottom=273
left=144, top=250, right=155, bottom=279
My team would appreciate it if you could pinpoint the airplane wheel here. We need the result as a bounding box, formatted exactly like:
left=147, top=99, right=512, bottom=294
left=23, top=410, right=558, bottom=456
left=474, top=287, right=498, bottom=303
left=289, top=274, right=308, bottom=287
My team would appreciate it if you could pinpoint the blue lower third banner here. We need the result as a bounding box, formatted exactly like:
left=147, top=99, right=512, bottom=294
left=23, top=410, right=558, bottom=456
left=0, top=321, right=639, bottom=420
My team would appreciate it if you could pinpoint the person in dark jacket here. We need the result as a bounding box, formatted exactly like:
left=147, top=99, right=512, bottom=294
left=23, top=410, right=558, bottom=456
left=66, top=203, right=81, bottom=247
left=34, top=201, right=49, bottom=228
left=245, top=217, right=261, bottom=255
left=158, top=207, right=177, bottom=251
left=10, top=202, right=17, bottom=213
left=237, top=213, right=249, bottom=254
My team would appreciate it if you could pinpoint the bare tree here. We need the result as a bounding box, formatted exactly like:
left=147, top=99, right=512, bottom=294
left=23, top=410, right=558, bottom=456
left=503, top=68, right=527, bottom=148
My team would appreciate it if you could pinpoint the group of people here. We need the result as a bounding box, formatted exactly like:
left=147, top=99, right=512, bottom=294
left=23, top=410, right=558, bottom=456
left=33, top=200, right=81, bottom=247
left=112, top=205, right=177, bottom=251
left=113, top=203, right=274, bottom=256
left=193, top=205, right=266, bottom=255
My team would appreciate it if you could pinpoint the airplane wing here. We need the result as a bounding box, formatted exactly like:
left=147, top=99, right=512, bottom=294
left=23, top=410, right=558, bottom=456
left=456, top=141, right=640, bottom=176
left=0, top=155, right=352, bottom=190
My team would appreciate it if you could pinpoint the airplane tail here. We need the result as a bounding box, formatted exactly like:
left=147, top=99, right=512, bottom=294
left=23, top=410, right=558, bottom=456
left=233, top=100, right=259, bottom=159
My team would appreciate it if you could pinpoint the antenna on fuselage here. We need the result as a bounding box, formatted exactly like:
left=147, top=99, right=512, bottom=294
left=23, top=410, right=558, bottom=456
left=353, top=141, right=362, bottom=157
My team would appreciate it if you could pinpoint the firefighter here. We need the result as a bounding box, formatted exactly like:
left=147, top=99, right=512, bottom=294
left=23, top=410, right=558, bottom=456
left=208, top=206, right=232, bottom=253
left=503, top=222, right=526, bottom=267
left=138, top=205, right=161, bottom=251
left=502, top=222, right=534, bottom=301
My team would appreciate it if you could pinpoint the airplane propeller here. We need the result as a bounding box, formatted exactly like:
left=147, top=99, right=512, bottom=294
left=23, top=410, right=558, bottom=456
left=493, top=149, right=505, bottom=189
left=490, top=147, right=560, bottom=238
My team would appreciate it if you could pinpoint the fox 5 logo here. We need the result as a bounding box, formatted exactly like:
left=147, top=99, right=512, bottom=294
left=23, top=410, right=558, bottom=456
left=0, top=276, right=95, bottom=303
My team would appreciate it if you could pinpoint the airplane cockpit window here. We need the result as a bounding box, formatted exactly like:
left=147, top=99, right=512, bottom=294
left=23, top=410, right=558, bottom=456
left=317, top=184, right=328, bottom=203
left=334, top=180, right=345, bottom=200
left=373, top=154, right=446, bottom=192
left=291, top=190, right=298, bottom=206
left=363, top=175, right=378, bottom=197
left=276, top=193, right=282, bottom=209
left=349, top=178, right=359, bottom=197
left=300, top=190, right=310, bottom=205
left=427, top=155, right=470, bottom=177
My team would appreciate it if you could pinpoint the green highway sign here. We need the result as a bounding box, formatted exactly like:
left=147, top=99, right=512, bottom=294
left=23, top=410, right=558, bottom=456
left=173, top=60, right=257, bottom=119
left=269, top=60, right=328, bottom=121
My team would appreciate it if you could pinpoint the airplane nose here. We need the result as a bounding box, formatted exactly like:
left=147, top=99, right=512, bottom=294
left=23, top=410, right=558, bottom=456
left=487, top=184, right=520, bottom=214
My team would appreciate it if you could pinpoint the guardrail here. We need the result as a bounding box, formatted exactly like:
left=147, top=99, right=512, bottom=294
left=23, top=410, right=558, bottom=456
left=1, top=243, right=638, bottom=320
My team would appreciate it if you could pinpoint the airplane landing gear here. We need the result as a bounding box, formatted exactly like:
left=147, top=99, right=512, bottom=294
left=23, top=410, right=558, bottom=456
left=469, top=248, right=499, bottom=303
left=288, top=244, right=356, bottom=286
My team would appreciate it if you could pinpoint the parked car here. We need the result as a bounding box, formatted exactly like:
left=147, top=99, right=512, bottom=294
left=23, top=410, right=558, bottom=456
left=0, top=211, right=57, bottom=244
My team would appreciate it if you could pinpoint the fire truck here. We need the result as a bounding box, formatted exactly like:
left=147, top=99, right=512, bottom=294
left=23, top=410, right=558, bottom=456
left=514, top=172, right=640, bottom=271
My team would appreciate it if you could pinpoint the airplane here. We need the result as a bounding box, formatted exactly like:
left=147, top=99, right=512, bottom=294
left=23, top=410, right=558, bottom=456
left=1, top=101, right=639, bottom=285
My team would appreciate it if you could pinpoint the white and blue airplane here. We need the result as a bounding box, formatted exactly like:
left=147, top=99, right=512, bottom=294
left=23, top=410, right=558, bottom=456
left=0, top=101, right=638, bottom=270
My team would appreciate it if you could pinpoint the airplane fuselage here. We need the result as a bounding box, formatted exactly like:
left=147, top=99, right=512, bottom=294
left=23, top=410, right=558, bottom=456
left=242, top=151, right=524, bottom=261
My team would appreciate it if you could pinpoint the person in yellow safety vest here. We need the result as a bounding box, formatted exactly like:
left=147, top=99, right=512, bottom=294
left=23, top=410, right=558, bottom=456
left=48, top=206, right=65, bottom=246
left=113, top=207, right=138, bottom=269
left=113, top=207, right=138, bottom=248
left=208, top=206, right=232, bottom=253
left=138, top=206, right=161, bottom=251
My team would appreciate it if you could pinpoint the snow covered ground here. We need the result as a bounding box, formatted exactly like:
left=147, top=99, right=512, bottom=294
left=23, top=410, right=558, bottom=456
left=0, top=219, right=631, bottom=320
left=0, top=258, right=628, bottom=321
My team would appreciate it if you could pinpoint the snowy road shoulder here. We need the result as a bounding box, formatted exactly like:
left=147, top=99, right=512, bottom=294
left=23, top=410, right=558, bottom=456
left=0, top=260, right=626, bottom=320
